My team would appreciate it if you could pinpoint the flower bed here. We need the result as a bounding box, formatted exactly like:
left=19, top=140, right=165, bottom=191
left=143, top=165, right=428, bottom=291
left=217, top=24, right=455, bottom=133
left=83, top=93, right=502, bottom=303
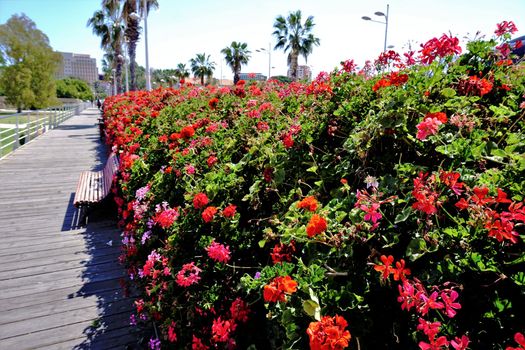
left=103, top=23, right=525, bottom=349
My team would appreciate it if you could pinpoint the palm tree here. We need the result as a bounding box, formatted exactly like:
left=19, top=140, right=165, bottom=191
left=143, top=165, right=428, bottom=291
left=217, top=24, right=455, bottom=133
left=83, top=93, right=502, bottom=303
left=272, top=10, right=320, bottom=81
left=87, top=0, right=124, bottom=93
left=122, top=0, right=158, bottom=91
left=174, top=63, right=190, bottom=81
left=221, top=41, right=251, bottom=84
left=190, top=53, right=216, bottom=86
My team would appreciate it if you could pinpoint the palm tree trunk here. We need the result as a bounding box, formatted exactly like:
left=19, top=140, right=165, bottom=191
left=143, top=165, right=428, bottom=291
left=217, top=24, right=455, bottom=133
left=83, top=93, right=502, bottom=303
left=201, top=75, right=204, bottom=86
left=126, top=15, right=140, bottom=91
left=290, top=52, right=299, bottom=81
left=234, top=68, right=240, bottom=85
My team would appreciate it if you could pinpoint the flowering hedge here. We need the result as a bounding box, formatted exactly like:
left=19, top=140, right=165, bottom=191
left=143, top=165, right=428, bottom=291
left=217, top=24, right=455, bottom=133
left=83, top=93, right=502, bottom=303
left=103, top=23, right=525, bottom=349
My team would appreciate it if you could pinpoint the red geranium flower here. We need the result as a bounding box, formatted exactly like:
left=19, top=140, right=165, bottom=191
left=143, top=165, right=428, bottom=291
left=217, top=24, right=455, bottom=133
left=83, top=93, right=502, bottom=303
left=208, top=97, right=219, bottom=110
left=306, top=214, right=328, bottom=237
left=202, top=206, right=218, bottom=223
left=193, top=193, right=209, bottom=209
left=222, top=204, right=237, bottom=218
left=307, top=315, right=351, bottom=350
left=297, top=196, right=319, bottom=212
left=180, top=125, right=195, bottom=139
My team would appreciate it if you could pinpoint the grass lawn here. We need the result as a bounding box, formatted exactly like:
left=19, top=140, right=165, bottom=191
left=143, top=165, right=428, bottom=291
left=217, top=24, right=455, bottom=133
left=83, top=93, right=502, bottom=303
left=0, top=112, right=51, bottom=124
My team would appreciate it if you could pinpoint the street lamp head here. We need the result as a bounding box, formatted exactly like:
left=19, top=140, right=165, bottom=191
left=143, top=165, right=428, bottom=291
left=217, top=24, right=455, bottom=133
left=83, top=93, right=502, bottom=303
left=374, top=11, right=386, bottom=17
left=129, top=12, right=141, bottom=21
left=361, top=16, right=372, bottom=21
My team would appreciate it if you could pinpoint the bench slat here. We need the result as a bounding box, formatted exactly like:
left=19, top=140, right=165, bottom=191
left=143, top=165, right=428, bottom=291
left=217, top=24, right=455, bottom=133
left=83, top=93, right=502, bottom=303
left=74, top=153, right=119, bottom=209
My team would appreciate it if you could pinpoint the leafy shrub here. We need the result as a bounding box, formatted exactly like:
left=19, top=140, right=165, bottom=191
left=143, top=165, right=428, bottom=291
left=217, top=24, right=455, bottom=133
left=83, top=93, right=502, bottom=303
left=56, top=77, right=94, bottom=100
left=102, top=23, right=525, bottom=349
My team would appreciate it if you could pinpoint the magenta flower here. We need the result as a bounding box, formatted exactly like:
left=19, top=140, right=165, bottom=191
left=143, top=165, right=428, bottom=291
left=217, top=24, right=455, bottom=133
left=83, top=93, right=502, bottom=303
left=440, top=290, right=461, bottom=318
left=450, top=335, right=469, bottom=350
left=360, top=203, right=382, bottom=224
left=206, top=241, right=231, bottom=263
left=176, top=262, right=202, bottom=287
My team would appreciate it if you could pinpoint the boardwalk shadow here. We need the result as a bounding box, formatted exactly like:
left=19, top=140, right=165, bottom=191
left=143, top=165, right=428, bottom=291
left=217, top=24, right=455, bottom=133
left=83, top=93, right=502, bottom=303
left=65, top=128, right=140, bottom=349
left=69, top=203, right=140, bottom=349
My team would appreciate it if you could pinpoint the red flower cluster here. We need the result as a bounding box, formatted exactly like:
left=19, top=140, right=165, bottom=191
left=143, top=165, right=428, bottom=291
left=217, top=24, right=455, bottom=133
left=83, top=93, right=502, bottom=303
left=307, top=315, right=351, bottom=350
left=153, top=207, right=179, bottom=228
left=206, top=241, right=231, bottom=263
left=222, top=204, right=237, bottom=218
left=455, top=187, right=524, bottom=244
left=263, top=275, right=298, bottom=303
left=340, top=59, right=357, bottom=73
left=506, top=332, right=525, bottom=350
left=375, top=50, right=401, bottom=67
left=208, top=97, right=219, bottom=110
left=270, top=241, right=296, bottom=264
left=207, top=155, right=218, bottom=168
left=180, top=125, right=195, bottom=139
left=211, top=317, right=236, bottom=343
left=176, top=262, right=201, bottom=287
left=373, top=255, right=411, bottom=282
left=419, top=34, right=462, bottom=64
left=457, top=76, right=493, bottom=97
left=495, top=20, right=518, bottom=37
left=193, top=192, right=209, bottom=209
left=372, top=71, right=409, bottom=92
left=297, top=196, right=319, bottom=212
left=412, top=173, right=440, bottom=215
left=202, top=206, right=218, bottom=223
left=229, top=297, right=250, bottom=323
left=306, top=214, right=328, bottom=238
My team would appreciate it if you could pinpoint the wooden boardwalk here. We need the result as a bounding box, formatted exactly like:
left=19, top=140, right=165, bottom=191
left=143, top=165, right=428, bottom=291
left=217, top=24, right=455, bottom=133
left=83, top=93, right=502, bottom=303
left=0, top=108, right=136, bottom=349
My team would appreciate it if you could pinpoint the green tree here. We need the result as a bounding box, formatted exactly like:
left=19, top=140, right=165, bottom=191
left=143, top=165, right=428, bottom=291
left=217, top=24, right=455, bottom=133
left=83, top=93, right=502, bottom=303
left=0, top=14, right=60, bottom=112
left=122, top=0, right=158, bottom=91
left=87, top=0, right=124, bottom=93
left=221, top=41, right=251, bottom=84
left=190, top=53, right=215, bottom=86
left=56, top=77, right=94, bottom=101
left=174, top=63, right=190, bottom=82
left=272, top=10, right=320, bottom=81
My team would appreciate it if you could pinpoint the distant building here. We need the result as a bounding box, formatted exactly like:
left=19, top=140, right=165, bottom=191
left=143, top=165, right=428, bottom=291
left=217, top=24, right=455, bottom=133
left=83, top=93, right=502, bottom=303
left=56, top=52, right=99, bottom=84
left=239, top=72, right=267, bottom=81
left=287, top=65, right=312, bottom=81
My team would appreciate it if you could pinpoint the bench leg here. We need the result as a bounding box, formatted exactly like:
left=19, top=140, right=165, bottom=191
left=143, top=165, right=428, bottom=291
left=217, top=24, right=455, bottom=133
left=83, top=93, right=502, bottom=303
left=78, top=206, right=89, bottom=226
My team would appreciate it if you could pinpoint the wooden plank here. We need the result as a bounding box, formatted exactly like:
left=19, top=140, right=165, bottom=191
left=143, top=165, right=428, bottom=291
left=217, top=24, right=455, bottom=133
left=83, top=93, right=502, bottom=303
left=0, top=108, right=133, bottom=348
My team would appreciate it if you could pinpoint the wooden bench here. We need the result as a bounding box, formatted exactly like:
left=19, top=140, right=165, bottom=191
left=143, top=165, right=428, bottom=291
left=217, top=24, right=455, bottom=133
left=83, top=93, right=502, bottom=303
left=73, top=153, right=119, bottom=220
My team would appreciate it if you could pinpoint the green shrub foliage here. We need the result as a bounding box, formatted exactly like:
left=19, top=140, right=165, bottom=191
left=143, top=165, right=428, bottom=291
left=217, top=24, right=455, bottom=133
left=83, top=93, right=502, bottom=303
left=102, top=25, right=525, bottom=349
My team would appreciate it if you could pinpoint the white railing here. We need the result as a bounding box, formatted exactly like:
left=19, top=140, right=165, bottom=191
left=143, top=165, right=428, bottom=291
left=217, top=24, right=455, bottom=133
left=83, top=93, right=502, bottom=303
left=0, top=102, right=91, bottom=158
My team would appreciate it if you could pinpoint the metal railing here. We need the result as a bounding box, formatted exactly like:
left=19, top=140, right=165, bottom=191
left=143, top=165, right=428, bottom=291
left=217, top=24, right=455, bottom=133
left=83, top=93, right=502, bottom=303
left=0, top=102, right=91, bottom=158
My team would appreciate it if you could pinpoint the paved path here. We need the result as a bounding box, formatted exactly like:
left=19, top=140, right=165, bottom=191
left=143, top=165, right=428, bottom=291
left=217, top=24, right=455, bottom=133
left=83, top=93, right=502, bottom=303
left=0, top=108, right=136, bottom=349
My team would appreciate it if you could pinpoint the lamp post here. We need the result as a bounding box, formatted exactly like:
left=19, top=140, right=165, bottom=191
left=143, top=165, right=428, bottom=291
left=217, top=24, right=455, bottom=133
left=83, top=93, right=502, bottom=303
left=362, top=4, right=390, bottom=52
left=111, top=69, right=116, bottom=95
left=256, top=43, right=271, bottom=80
left=143, top=0, right=151, bottom=91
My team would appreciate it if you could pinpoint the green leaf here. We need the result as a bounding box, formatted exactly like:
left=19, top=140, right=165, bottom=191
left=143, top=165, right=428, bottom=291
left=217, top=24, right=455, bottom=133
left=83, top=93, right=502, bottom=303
left=511, top=272, right=525, bottom=286
left=441, top=87, right=456, bottom=98
left=406, top=238, right=428, bottom=261
left=394, top=207, right=412, bottom=224
left=306, top=165, right=318, bottom=173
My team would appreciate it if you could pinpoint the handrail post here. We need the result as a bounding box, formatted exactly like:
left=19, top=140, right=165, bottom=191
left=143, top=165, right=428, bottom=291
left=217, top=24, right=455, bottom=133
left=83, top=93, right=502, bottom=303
left=14, top=113, right=20, bottom=150
left=25, top=112, right=30, bottom=143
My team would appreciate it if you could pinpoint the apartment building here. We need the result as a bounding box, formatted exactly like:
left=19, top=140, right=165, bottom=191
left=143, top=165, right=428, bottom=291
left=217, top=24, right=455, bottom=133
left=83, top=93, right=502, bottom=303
left=56, top=52, right=99, bottom=84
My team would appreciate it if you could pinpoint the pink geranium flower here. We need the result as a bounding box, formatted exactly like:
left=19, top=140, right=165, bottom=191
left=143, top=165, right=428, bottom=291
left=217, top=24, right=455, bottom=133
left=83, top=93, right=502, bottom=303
left=176, top=262, right=201, bottom=287
left=416, top=117, right=442, bottom=140
left=206, top=241, right=231, bottom=263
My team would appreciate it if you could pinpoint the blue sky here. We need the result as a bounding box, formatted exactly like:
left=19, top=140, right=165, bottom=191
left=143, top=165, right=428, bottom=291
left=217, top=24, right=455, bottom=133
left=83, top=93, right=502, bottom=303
left=1, top=0, right=524, bottom=79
